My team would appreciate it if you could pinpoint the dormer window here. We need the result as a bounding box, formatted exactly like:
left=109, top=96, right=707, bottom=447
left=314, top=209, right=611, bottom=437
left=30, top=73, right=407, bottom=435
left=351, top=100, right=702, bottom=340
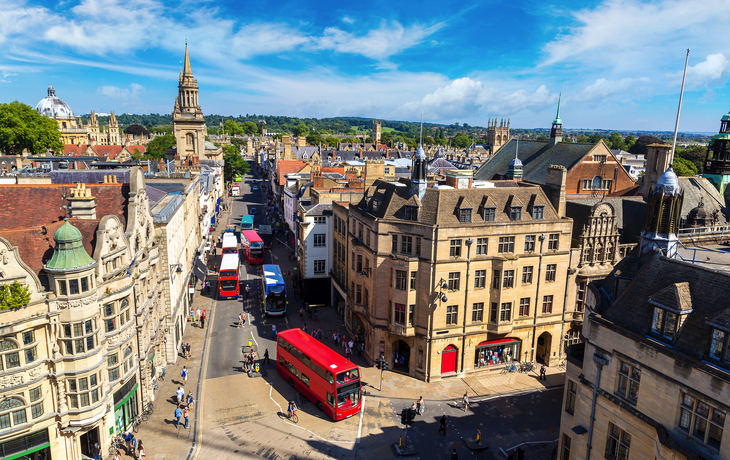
left=510, top=206, right=522, bottom=221
left=459, top=208, right=472, bottom=223
left=709, top=328, right=729, bottom=365
left=532, top=206, right=544, bottom=220
left=483, top=207, right=496, bottom=222
left=404, top=206, right=418, bottom=221
left=650, top=307, right=678, bottom=341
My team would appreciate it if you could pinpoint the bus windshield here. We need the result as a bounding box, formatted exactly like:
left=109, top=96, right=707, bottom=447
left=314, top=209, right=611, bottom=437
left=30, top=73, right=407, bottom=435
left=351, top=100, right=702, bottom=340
left=336, top=381, right=361, bottom=409
left=220, top=279, right=238, bottom=291
left=250, top=243, right=264, bottom=257
left=266, top=293, right=286, bottom=312
left=220, top=270, right=237, bottom=278
left=336, top=369, right=359, bottom=385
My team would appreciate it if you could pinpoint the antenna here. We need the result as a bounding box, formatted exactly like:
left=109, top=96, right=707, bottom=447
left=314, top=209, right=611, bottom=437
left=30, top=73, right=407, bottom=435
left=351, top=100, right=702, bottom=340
left=419, top=110, right=423, bottom=147
left=670, top=49, right=690, bottom=166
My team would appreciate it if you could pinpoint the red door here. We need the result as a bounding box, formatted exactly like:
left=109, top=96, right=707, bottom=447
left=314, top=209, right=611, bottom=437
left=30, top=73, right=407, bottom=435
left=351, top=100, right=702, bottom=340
left=441, top=345, right=457, bottom=374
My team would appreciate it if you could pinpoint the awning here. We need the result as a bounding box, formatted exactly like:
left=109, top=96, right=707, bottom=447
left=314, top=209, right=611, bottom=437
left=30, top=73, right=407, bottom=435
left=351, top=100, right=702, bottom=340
left=211, top=215, right=216, bottom=224
left=193, top=257, right=208, bottom=282
left=476, top=338, right=519, bottom=347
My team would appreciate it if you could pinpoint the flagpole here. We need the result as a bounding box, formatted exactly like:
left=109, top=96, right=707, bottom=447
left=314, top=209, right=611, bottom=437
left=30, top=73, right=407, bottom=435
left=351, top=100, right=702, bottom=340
left=670, top=49, right=690, bottom=166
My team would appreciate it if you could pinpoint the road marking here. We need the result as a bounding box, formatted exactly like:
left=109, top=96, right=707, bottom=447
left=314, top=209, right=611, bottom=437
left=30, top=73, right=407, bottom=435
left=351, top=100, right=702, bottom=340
left=268, top=383, right=356, bottom=444
left=357, top=396, right=365, bottom=444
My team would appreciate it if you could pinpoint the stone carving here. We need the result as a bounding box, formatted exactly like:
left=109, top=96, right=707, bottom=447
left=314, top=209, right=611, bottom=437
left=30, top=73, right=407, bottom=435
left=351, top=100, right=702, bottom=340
left=108, top=325, right=136, bottom=346
left=28, top=367, right=42, bottom=379
left=105, top=220, right=123, bottom=251
left=0, top=248, right=9, bottom=264
left=0, top=373, right=24, bottom=388
left=57, top=294, right=97, bottom=310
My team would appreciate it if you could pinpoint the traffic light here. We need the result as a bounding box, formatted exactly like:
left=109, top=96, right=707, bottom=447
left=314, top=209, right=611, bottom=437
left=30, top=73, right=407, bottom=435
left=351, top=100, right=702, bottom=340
left=382, top=361, right=390, bottom=371
left=375, top=358, right=381, bottom=369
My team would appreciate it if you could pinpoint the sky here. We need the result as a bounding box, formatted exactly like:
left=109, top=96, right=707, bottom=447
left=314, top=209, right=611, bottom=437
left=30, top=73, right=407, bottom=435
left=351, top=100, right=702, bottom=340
left=1, top=0, right=730, bottom=132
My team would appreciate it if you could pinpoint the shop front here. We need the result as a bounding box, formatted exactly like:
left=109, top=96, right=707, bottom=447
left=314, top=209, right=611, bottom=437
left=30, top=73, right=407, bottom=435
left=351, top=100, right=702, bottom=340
left=0, top=430, right=51, bottom=460
left=113, top=376, right=138, bottom=434
left=474, top=338, right=521, bottom=369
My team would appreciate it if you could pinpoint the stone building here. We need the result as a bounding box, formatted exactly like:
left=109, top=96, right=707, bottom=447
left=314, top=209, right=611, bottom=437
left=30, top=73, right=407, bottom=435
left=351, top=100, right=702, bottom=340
left=372, top=120, right=382, bottom=144
left=485, top=118, right=510, bottom=155
left=0, top=168, right=166, bottom=459
left=704, top=109, right=730, bottom=195
left=332, top=145, right=574, bottom=381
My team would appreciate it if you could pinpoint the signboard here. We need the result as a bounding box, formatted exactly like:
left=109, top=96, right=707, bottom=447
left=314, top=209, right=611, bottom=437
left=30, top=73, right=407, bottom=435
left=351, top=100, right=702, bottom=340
left=258, top=224, right=272, bottom=234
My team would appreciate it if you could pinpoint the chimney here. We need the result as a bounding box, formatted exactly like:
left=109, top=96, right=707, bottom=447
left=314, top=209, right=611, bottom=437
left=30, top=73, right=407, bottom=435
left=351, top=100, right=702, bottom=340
left=346, top=167, right=359, bottom=188
left=68, top=183, right=97, bottom=219
left=544, top=165, right=567, bottom=218
left=364, top=159, right=385, bottom=188
left=312, top=167, right=324, bottom=189
left=638, top=144, right=671, bottom=197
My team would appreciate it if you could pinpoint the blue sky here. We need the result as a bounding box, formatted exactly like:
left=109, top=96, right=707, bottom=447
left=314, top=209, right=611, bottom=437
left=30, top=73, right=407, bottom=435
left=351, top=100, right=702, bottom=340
left=1, top=0, right=729, bottom=132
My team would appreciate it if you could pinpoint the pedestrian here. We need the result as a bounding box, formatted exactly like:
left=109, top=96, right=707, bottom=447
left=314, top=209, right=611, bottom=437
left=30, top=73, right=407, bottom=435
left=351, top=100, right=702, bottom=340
left=416, top=396, right=424, bottom=416
left=439, top=415, right=448, bottom=435
left=92, top=442, right=101, bottom=460
left=462, top=392, right=469, bottom=412
left=187, top=390, right=195, bottom=409
left=176, top=386, right=184, bottom=404
left=341, top=335, right=347, bottom=350
left=238, top=312, right=244, bottom=328
left=302, top=323, right=307, bottom=333
left=245, top=284, right=250, bottom=299
left=313, top=308, right=317, bottom=322
left=186, top=343, right=192, bottom=359
left=450, top=448, right=459, bottom=460
left=138, top=441, right=146, bottom=458
left=271, top=324, right=277, bottom=339
left=307, top=306, right=313, bottom=321
left=183, top=407, right=190, bottom=429
left=181, top=366, right=188, bottom=386
left=196, top=308, right=201, bottom=326
left=299, top=307, right=304, bottom=321
left=130, top=435, right=138, bottom=460
left=359, top=342, right=365, bottom=356
left=200, top=310, right=206, bottom=328
left=114, top=450, right=122, bottom=460
left=348, top=339, right=354, bottom=353
left=264, top=348, right=270, bottom=364
left=540, top=364, right=547, bottom=380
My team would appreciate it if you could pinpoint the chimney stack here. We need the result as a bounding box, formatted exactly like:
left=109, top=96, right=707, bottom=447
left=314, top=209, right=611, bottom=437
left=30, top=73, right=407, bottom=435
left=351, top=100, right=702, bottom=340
left=544, top=165, right=567, bottom=218
left=68, top=183, right=97, bottom=219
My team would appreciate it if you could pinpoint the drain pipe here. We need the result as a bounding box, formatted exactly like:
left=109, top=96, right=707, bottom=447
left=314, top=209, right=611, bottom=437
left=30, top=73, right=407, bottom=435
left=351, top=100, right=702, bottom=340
left=586, top=353, right=609, bottom=460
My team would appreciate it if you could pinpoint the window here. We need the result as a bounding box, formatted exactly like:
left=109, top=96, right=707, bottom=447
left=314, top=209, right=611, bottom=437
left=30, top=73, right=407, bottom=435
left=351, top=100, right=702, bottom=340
left=446, top=306, right=458, bottom=325
left=474, top=270, right=486, bottom=288
left=546, top=264, right=557, bottom=282
left=459, top=209, right=472, bottom=223
left=58, top=280, right=67, bottom=296
left=498, top=236, right=515, bottom=253
left=29, top=386, right=43, bottom=419
left=67, top=372, right=102, bottom=409
left=0, top=340, right=20, bottom=371
left=522, top=266, right=533, bottom=284
left=493, top=270, right=500, bottom=289
left=532, top=206, right=544, bottom=220
left=415, top=237, right=421, bottom=256
left=80, top=277, right=89, bottom=292
left=576, top=281, right=586, bottom=312
left=500, top=302, right=512, bottom=322
left=594, top=155, right=607, bottom=162
left=616, top=361, right=641, bottom=403
left=61, top=320, right=95, bottom=355
left=122, top=346, right=133, bottom=375
left=510, top=207, right=522, bottom=221
left=519, top=298, right=530, bottom=316
left=392, top=235, right=398, bottom=252
left=313, top=234, right=326, bottom=247
left=395, top=270, right=407, bottom=291
left=394, top=304, right=406, bottom=324
left=709, top=328, right=730, bottom=366
left=525, top=235, right=536, bottom=252
left=351, top=252, right=356, bottom=270
left=472, top=303, right=484, bottom=322
left=408, top=305, right=414, bottom=326
left=490, top=303, right=498, bottom=322
left=483, top=207, right=496, bottom=222
left=410, top=271, right=417, bottom=290
left=476, top=238, right=488, bottom=255
left=0, top=397, right=28, bottom=430
left=108, top=353, right=120, bottom=381
left=542, top=295, right=553, bottom=314
left=565, top=380, right=577, bottom=415
left=450, top=239, right=462, bottom=257
left=356, top=255, right=362, bottom=273
left=313, top=260, right=326, bottom=274
left=401, top=236, right=412, bottom=254
left=363, top=288, right=369, bottom=308
left=366, top=229, right=370, bottom=246
left=502, top=270, right=514, bottom=288
left=69, top=279, right=79, bottom=295
left=358, top=223, right=363, bottom=240
left=650, top=308, right=678, bottom=342
left=356, top=285, right=362, bottom=304
left=605, top=422, right=631, bottom=460
left=548, top=234, right=560, bottom=250
left=448, top=272, right=460, bottom=291
left=404, top=206, right=418, bottom=221
left=561, top=434, right=571, bottom=460
left=678, top=392, right=725, bottom=449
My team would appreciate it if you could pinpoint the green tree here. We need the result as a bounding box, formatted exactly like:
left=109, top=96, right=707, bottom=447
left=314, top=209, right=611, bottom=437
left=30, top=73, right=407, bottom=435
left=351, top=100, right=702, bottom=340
left=0, top=280, right=31, bottom=310
left=451, top=132, right=470, bottom=148
left=306, top=133, right=324, bottom=146
left=223, top=144, right=250, bottom=182
left=242, top=121, right=259, bottom=136
left=676, top=145, right=707, bottom=173
left=608, top=132, right=626, bottom=151
left=577, top=135, right=589, bottom=143
left=230, top=137, right=246, bottom=152
left=624, top=135, right=636, bottom=150
left=536, top=135, right=549, bottom=142
left=145, top=134, right=176, bottom=159
left=223, top=120, right=243, bottom=136
left=292, top=123, right=310, bottom=137
left=365, top=137, right=374, bottom=144
left=588, top=134, right=604, bottom=144
left=629, top=135, right=664, bottom=156
left=0, top=101, right=64, bottom=155
left=325, top=136, right=340, bottom=147
left=673, top=156, right=698, bottom=177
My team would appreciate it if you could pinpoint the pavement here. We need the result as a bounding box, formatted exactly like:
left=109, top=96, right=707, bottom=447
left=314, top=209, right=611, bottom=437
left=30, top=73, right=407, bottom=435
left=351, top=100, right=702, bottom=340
left=130, top=170, right=566, bottom=460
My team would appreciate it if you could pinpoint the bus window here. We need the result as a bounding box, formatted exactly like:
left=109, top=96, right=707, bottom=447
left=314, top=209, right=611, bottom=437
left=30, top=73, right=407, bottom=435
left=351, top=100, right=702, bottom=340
left=302, top=355, right=311, bottom=367
left=326, top=371, right=334, bottom=384
left=327, top=393, right=335, bottom=407
left=337, top=369, right=359, bottom=384
left=301, top=372, right=310, bottom=387
left=317, top=366, right=326, bottom=379
left=279, top=356, right=286, bottom=366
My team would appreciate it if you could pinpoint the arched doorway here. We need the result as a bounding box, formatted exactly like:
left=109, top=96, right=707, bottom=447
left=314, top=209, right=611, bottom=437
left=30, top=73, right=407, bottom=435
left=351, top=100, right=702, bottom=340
left=441, top=345, right=458, bottom=374
left=536, top=332, right=552, bottom=365
left=392, top=340, right=410, bottom=373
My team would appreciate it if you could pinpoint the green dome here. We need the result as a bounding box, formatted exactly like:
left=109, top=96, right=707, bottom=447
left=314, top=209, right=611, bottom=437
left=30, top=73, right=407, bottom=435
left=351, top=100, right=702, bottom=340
left=721, top=110, right=730, bottom=122
left=45, top=219, right=96, bottom=272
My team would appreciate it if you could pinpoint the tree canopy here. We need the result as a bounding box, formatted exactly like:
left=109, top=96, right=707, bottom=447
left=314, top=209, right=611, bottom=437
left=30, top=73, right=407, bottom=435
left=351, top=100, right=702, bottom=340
left=451, top=132, right=471, bottom=149
left=0, top=101, right=63, bottom=155
left=223, top=144, right=250, bottom=182
left=0, top=281, right=31, bottom=310
left=628, top=136, right=665, bottom=156
left=675, top=145, right=706, bottom=174
left=673, top=156, right=698, bottom=177
left=145, top=134, right=176, bottom=160
left=292, top=123, right=310, bottom=137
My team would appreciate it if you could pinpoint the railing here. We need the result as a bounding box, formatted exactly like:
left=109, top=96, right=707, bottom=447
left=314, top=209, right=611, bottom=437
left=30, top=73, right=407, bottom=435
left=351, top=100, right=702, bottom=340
left=618, top=243, right=636, bottom=259
left=677, top=224, right=730, bottom=244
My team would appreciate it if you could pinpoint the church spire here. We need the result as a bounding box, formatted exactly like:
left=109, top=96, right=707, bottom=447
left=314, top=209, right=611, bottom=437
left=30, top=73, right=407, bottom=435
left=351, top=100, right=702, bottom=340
left=183, top=42, right=193, bottom=77
left=548, top=93, right=563, bottom=147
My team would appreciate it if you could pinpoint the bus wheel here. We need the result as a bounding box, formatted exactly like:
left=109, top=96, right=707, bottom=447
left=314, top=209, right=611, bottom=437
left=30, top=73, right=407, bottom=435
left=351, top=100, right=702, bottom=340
left=289, top=377, right=294, bottom=387
left=317, top=401, right=323, bottom=411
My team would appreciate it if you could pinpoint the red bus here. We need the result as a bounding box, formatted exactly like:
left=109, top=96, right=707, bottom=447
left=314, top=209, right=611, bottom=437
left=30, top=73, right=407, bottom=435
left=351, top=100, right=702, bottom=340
left=276, top=329, right=362, bottom=421
left=221, top=232, right=238, bottom=256
left=218, top=253, right=239, bottom=299
left=240, top=230, right=264, bottom=265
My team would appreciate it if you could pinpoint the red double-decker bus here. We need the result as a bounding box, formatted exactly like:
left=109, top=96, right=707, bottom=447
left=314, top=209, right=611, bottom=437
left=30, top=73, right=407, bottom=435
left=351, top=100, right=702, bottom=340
left=240, top=230, right=264, bottom=265
left=218, top=254, right=239, bottom=299
left=276, top=329, right=362, bottom=421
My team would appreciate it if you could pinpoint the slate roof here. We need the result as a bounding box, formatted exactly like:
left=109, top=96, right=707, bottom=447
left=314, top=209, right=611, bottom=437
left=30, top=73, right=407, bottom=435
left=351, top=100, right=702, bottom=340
left=565, top=197, right=646, bottom=244
left=428, top=158, right=457, bottom=175
left=600, top=255, right=730, bottom=368
left=354, top=179, right=560, bottom=226
left=678, top=177, right=728, bottom=224
left=51, top=170, right=131, bottom=185
left=302, top=203, right=333, bottom=215
left=474, top=139, right=597, bottom=184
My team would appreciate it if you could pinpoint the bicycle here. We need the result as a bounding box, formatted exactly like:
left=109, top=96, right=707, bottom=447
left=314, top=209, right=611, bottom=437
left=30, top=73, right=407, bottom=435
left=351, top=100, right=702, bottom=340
left=287, top=409, right=298, bottom=423
left=502, top=362, right=518, bottom=373
left=159, top=368, right=166, bottom=382
left=108, top=435, right=124, bottom=455
left=132, top=415, right=142, bottom=433
left=152, top=378, right=159, bottom=392
left=558, top=359, right=567, bottom=371
left=519, top=361, right=536, bottom=373
left=140, top=402, right=154, bottom=422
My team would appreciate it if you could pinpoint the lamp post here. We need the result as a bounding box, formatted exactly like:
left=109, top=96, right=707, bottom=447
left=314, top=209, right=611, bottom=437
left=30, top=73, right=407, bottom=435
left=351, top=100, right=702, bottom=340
left=426, top=278, right=448, bottom=381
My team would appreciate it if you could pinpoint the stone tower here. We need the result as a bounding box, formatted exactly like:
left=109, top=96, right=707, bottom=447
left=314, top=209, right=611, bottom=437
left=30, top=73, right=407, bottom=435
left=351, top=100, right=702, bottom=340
left=410, top=145, right=428, bottom=200
left=548, top=94, right=563, bottom=148
left=107, top=111, right=120, bottom=145
left=372, top=120, right=382, bottom=144
left=704, top=109, right=730, bottom=195
left=172, top=43, right=207, bottom=164
left=486, top=118, right=509, bottom=155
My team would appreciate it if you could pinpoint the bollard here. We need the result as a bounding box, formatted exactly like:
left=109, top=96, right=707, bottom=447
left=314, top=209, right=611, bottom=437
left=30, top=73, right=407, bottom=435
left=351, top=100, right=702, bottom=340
left=248, top=339, right=253, bottom=347
left=399, top=435, right=402, bottom=447
left=255, top=363, right=260, bottom=373
left=477, top=430, right=481, bottom=443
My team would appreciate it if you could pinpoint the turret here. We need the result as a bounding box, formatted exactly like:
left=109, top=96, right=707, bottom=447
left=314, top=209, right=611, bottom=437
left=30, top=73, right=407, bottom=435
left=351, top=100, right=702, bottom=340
left=639, top=167, right=683, bottom=265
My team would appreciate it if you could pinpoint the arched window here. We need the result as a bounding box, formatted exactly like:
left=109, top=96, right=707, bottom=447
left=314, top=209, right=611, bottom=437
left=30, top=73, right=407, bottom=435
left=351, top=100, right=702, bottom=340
left=0, top=397, right=28, bottom=428
left=186, top=133, right=194, bottom=146
left=592, top=176, right=602, bottom=190
left=0, top=339, right=20, bottom=370
left=123, top=346, right=134, bottom=375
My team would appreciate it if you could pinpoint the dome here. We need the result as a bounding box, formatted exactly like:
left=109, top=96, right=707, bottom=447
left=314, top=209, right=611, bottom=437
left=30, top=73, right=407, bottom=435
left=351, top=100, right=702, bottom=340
left=415, top=145, right=426, bottom=160
left=509, top=157, right=523, bottom=167
left=35, top=84, right=74, bottom=118
left=721, top=110, right=730, bottom=122
left=656, top=167, right=680, bottom=195
left=45, top=219, right=96, bottom=272
left=687, top=198, right=708, bottom=228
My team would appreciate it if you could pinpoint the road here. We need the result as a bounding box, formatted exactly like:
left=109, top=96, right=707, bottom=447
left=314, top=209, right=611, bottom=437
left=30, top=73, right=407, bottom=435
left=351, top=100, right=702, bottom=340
left=197, top=169, right=563, bottom=460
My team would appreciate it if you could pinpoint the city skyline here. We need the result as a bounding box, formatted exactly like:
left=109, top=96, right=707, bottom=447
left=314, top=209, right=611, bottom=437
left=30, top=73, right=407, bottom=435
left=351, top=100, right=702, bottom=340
left=2, top=0, right=730, bottom=132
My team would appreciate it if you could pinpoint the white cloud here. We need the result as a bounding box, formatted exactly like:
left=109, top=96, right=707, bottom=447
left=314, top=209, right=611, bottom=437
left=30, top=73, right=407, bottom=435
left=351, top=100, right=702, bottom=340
left=668, top=53, right=730, bottom=89
left=97, top=83, right=144, bottom=99
left=230, top=23, right=311, bottom=59
left=573, top=77, right=651, bottom=104
left=341, top=16, right=354, bottom=24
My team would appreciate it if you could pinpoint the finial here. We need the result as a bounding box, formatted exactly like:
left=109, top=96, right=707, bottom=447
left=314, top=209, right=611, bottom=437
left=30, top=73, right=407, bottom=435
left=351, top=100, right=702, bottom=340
left=419, top=110, right=423, bottom=147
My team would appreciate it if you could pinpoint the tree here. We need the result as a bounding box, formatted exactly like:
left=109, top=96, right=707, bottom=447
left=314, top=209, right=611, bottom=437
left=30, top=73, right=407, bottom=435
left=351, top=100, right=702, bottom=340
left=0, top=280, right=31, bottom=310
left=230, top=137, right=246, bottom=152
left=365, top=137, right=374, bottom=144
left=624, top=135, right=636, bottom=150
left=577, top=135, right=589, bottom=143
left=306, top=133, right=324, bottom=146
left=628, top=135, right=664, bottom=156
left=0, top=101, right=63, bottom=155
left=588, top=134, right=604, bottom=144
left=673, top=156, right=698, bottom=177
left=325, top=136, right=340, bottom=147
left=125, top=124, right=148, bottom=136
left=676, top=145, right=707, bottom=174
left=223, top=120, right=243, bottom=136
left=223, top=144, right=250, bottom=182
left=451, top=132, right=471, bottom=149
left=145, top=134, right=176, bottom=159
left=608, top=132, right=626, bottom=151
left=292, top=123, right=310, bottom=137
left=242, top=121, right=259, bottom=136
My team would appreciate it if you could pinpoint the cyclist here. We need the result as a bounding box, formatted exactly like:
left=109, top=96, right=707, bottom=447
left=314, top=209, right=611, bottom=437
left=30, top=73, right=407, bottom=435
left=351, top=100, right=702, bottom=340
left=287, top=401, right=297, bottom=419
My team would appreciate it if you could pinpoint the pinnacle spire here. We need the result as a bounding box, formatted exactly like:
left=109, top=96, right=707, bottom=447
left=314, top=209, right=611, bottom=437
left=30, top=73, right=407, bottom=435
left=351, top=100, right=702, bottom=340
left=183, top=42, right=193, bottom=77
left=553, top=93, right=562, bottom=125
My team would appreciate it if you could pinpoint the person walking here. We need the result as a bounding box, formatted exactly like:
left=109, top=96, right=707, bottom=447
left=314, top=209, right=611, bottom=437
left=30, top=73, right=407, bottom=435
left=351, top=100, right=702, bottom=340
left=113, top=450, right=122, bottom=460
left=540, top=364, right=547, bottom=380
left=271, top=324, right=277, bottom=339
left=200, top=310, right=206, bottom=328
left=176, top=387, right=184, bottom=404
left=450, top=448, right=459, bottom=460
left=462, top=392, right=469, bottom=412
left=416, top=396, right=425, bottom=416
left=183, top=407, right=190, bottom=429
left=181, top=366, right=188, bottom=386
left=196, top=308, right=202, bottom=327
left=186, top=344, right=192, bottom=359
left=130, top=435, right=138, bottom=460
left=137, top=441, right=146, bottom=458
left=175, top=406, right=183, bottom=428
left=299, top=307, right=304, bottom=321
left=439, top=415, right=448, bottom=435
left=238, top=312, right=245, bottom=328
left=92, top=442, right=101, bottom=460
left=187, top=391, right=195, bottom=409
left=263, top=348, right=270, bottom=365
